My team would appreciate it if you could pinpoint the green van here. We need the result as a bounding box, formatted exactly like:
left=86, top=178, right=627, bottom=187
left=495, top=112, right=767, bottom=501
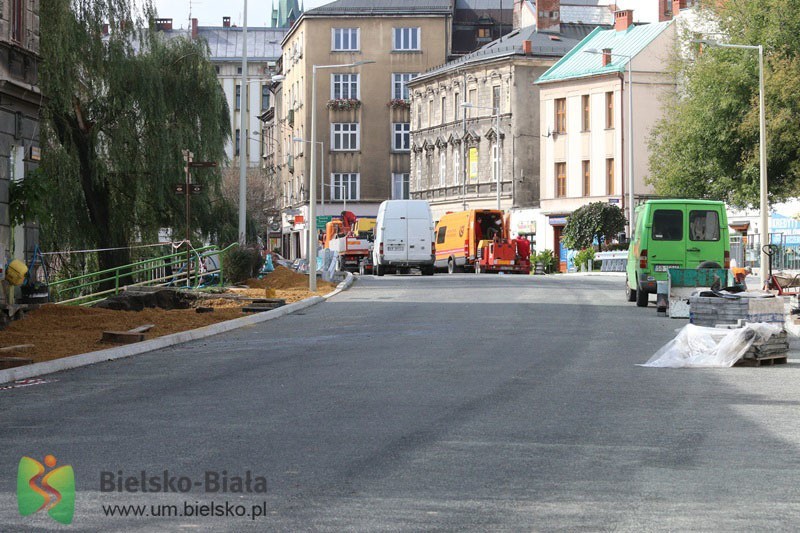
left=626, top=200, right=730, bottom=307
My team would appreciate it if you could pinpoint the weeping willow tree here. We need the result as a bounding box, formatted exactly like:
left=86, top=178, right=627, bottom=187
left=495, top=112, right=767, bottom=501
left=37, top=0, right=232, bottom=276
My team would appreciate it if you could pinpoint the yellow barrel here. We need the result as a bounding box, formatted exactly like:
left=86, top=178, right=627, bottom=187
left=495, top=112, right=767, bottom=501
left=5, top=259, right=28, bottom=286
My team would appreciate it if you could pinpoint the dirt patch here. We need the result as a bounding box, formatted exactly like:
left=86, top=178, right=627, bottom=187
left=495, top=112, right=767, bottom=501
left=1, top=267, right=340, bottom=365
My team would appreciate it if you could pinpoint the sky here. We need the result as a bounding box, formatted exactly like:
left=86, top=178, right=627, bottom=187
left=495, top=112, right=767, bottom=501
left=151, top=0, right=333, bottom=28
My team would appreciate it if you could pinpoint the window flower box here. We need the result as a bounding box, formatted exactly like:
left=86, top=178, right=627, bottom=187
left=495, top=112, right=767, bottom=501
left=326, top=98, right=362, bottom=110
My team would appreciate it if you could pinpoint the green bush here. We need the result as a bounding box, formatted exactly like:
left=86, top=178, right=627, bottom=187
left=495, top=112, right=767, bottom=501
left=223, top=247, right=261, bottom=284
left=574, top=248, right=595, bottom=271
left=533, top=249, right=556, bottom=273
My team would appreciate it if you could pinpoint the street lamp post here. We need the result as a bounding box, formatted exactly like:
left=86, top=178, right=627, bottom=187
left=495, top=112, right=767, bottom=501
left=696, top=40, right=768, bottom=287
left=461, top=102, right=502, bottom=210
left=584, top=48, right=634, bottom=236
left=309, top=60, right=374, bottom=291
left=238, top=0, right=249, bottom=245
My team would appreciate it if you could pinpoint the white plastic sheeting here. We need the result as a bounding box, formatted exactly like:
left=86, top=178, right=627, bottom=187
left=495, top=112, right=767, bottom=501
left=641, top=323, right=782, bottom=368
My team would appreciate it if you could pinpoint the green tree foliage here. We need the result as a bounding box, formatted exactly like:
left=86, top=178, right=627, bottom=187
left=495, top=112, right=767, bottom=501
left=562, top=202, right=626, bottom=251
left=649, top=0, right=800, bottom=207
left=39, top=0, right=231, bottom=274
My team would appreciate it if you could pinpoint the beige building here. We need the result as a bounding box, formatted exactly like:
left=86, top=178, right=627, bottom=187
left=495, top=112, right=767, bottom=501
left=535, top=9, right=677, bottom=270
left=277, top=0, right=452, bottom=259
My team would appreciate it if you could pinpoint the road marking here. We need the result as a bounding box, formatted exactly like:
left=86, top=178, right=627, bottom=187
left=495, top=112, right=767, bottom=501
left=0, top=378, right=57, bottom=392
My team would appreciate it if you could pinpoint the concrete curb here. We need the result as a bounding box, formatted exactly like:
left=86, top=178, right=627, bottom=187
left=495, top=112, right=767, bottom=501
left=0, top=272, right=355, bottom=385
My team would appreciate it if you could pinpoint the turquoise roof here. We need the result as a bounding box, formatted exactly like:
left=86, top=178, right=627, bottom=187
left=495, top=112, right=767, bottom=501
left=536, top=20, right=673, bottom=84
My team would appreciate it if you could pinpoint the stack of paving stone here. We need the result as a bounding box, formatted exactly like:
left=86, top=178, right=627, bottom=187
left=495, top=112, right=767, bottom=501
left=742, top=329, right=789, bottom=360
left=689, top=295, right=785, bottom=327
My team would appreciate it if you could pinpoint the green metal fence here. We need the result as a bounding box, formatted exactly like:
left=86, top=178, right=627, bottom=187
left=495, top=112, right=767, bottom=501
left=49, top=243, right=238, bottom=306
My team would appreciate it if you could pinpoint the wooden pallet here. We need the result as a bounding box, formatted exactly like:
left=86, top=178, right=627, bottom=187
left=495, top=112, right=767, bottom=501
left=735, top=355, right=788, bottom=367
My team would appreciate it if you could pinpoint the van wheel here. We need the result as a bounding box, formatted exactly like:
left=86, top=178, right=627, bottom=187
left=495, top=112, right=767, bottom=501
left=626, top=284, right=637, bottom=302
left=635, top=284, right=648, bottom=307
left=375, top=264, right=384, bottom=277
left=447, top=258, right=456, bottom=274
left=422, top=265, right=434, bottom=276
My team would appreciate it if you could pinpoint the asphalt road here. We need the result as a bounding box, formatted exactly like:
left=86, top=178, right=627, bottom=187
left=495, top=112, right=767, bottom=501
left=3, top=273, right=800, bottom=531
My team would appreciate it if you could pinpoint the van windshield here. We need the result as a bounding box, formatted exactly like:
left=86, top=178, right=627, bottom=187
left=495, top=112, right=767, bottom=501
left=652, top=210, right=682, bottom=241
left=689, top=210, right=720, bottom=241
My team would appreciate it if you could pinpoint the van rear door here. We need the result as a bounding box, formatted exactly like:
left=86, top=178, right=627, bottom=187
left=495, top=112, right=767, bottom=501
left=649, top=206, right=686, bottom=274
left=382, top=202, right=407, bottom=262
left=407, top=215, right=431, bottom=262
left=686, top=207, right=724, bottom=268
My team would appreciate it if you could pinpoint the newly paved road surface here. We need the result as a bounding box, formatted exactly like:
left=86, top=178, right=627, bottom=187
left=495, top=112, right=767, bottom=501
left=3, top=273, right=800, bottom=531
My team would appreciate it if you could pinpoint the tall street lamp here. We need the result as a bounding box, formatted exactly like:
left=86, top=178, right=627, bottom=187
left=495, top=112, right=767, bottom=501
left=696, top=39, right=768, bottom=287
left=584, top=48, right=634, bottom=236
left=309, top=59, right=374, bottom=291
left=294, top=137, right=325, bottom=264
left=461, top=102, right=502, bottom=210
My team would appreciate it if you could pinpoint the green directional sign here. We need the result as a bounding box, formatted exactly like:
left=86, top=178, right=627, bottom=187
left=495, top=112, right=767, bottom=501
left=317, top=216, right=334, bottom=230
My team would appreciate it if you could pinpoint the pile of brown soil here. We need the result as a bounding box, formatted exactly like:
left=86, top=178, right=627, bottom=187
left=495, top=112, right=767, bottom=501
left=2, top=304, right=242, bottom=364
left=1, top=268, right=339, bottom=365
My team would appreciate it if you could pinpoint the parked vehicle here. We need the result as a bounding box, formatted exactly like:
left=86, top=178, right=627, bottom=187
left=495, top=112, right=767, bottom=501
left=626, top=199, right=730, bottom=307
left=372, top=200, right=435, bottom=276
left=434, top=209, right=530, bottom=274
left=324, top=219, right=370, bottom=272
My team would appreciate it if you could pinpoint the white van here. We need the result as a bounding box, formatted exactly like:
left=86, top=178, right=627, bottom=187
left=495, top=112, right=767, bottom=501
left=373, top=200, right=435, bottom=276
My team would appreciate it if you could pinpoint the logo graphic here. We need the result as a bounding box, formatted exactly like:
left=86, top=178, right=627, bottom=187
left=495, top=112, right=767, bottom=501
left=17, top=455, right=75, bottom=525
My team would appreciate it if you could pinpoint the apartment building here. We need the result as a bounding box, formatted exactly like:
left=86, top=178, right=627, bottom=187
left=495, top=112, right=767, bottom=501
left=277, top=0, right=452, bottom=259
left=535, top=9, right=677, bottom=270
left=0, top=0, right=41, bottom=301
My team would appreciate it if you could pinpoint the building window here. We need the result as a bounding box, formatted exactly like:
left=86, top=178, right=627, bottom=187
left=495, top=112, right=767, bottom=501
left=235, top=129, right=240, bottom=156
left=606, top=158, right=615, bottom=194
left=477, top=27, right=491, bottom=40
left=439, top=151, right=447, bottom=186
left=605, top=91, right=614, bottom=129
left=332, top=173, right=359, bottom=200
left=555, top=162, right=566, bottom=198
left=428, top=100, right=434, bottom=127
left=393, top=27, right=421, bottom=51
left=392, top=173, right=410, bottom=199
left=454, top=92, right=461, bottom=120
left=392, top=122, right=410, bottom=151
left=261, top=85, right=271, bottom=111
left=555, top=98, right=566, bottom=134
left=492, top=86, right=500, bottom=112
left=468, top=88, right=477, bottom=108
left=441, top=96, right=446, bottom=123
left=332, top=74, right=359, bottom=100
left=332, top=28, right=359, bottom=51
left=392, top=73, right=417, bottom=100
left=11, top=0, right=24, bottom=43
left=582, top=95, right=590, bottom=131
left=416, top=103, right=422, bottom=129
left=235, top=84, right=241, bottom=111
left=332, top=123, right=359, bottom=151
left=453, top=148, right=461, bottom=183
left=582, top=160, right=590, bottom=196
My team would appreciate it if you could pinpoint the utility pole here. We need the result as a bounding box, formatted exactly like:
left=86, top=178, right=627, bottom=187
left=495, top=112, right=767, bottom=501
left=178, top=150, right=216, bottom=287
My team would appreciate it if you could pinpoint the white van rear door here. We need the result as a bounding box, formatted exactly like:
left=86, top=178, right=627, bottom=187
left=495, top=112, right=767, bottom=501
left=383, top=203, right=407, bottom=261
left=406, top=217, right=431, bottom=261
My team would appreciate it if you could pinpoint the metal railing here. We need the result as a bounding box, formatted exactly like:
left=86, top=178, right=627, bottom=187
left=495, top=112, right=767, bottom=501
left=49, top=243, right=238, bottom=306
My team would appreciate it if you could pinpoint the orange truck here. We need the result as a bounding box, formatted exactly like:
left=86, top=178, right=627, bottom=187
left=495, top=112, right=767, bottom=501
left=434, top=209, right=531, bottom=274
left=324, top=219, right=371, bottom=272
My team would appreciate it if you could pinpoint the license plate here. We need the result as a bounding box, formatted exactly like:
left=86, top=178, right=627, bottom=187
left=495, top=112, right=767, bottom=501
left=654, top=264, right=680, bottom=272
left=387, top=244, right=404, bottom=252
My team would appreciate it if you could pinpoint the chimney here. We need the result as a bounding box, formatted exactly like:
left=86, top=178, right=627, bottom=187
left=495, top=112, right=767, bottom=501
left=191, top=18, right=199, bottom=39
left=602, top=48, right=612, bottom=66
left=535, top=0, right=561, bottom=32
left=155, top=18, right=173, bottom=32
left=223, top=16, right=231, bottom=28
left=614, top=9, right=633, bottom=31
left=513, top=0, right=523, bottom=29
left=102, top=23, right=109, bottom=36
left=672, top=0, right=688, bottom=17
left=522, top=40, right=532, bottom=55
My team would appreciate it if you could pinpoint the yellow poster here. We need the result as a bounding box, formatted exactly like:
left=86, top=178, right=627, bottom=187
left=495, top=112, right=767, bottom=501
left=468, top=148, right=478, bottom=181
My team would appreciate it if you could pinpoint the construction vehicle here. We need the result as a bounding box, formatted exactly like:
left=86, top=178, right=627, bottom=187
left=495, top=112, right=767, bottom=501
left=435, top=209, right=530, bottom=274
left=324, top=217, right=371, bottom=272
